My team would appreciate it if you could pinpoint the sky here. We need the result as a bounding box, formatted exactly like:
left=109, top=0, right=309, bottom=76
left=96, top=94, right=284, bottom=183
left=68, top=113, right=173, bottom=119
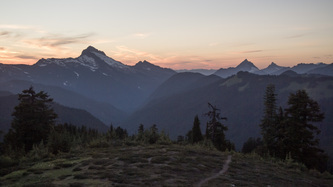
left=0, top=0, right=332, bottom=69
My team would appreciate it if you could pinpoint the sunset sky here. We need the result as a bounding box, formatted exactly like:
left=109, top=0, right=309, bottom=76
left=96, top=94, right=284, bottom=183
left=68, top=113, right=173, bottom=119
left=1, top=0, right=332, bottom=69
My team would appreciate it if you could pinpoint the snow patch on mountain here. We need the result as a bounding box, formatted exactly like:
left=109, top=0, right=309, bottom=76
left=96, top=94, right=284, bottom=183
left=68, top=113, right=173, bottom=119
left=92, top=52, right=127, bottom=69
left=74, top=71, right=79, bottom=77
left=63, top=81, right=70, bottom=86
left=77, top=55, right=98, bottom=71
left=49, top=59, right=67, bottom=67
left=249, top=67, right=258, bottom=73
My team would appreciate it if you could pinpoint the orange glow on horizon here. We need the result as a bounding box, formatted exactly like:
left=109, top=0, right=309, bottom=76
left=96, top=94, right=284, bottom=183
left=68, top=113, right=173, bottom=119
left=0, top=50, right=332, bottom=70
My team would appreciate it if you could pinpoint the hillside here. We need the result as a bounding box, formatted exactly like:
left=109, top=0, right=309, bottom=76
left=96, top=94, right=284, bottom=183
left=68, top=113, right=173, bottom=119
left=123, top=72, right=333, bottom=153
left=0, top=94, right=108, bottom=133
left=1, top=145, right=332, bottom=186
left=0, top=80, right=126, bottom=125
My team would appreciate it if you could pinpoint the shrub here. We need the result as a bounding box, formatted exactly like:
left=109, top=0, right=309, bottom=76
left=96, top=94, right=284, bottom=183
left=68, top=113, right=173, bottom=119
left=0, top=155, right=18, bottom=168
left=47, top=130, right=71, bottom=154
left=88, top=138, right=110, bottom=148
left=157, top=130, right=172, bottom=145
left=27, top=141, right=50, bottom=161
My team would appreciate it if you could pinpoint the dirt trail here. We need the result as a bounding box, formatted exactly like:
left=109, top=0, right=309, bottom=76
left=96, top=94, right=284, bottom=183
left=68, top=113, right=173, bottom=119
left=196, top=155, right=232, bottom=187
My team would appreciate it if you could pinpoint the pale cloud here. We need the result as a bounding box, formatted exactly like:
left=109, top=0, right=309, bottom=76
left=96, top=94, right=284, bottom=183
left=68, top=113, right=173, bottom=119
left=0, top=52, right=36, bottom=64
left=160, top=56, right=217, bottom=70
left=285, top=34, right=306, bottom=39
left=0, top=31, right=10, bottom=36
left=0, top=24, right=33, bottom=30
left=0, top=30, right=21, bottom=38
left=209, top=42, right=220, bottom=47
left=24, top=33, right=94, bottom=48
left=235, top=50, right=263, bottom=54
left=0, top=25, right=95, bottom=64
left=230, top=42, right=255, bottom=48
left=15, top=55, right=38, bottom=60
left=290, top=27, right=312, bottom=31
left=110, top=45, right=161, bottom=63
left=0, top=48, right=19, bottom=54
left=132, top=32, right=152, bottom=39
left=0, top=24, right=46, bottom=34
left=0, top=46, right=37, bottom=64
left=108, top=45, right=223, bottom=69
left=93, top=39, right=114, bottom=44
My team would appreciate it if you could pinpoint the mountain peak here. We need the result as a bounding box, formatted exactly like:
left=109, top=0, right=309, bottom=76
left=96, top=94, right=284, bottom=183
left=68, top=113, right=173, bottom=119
left=134, top=60, right=159, bottom=70
left=269, top=62, right=277, bottom=66
left=237, top=59, right=255, bottom=68
left=134, top=60, right=175, bottom=74
left=267, top=62, right=281, bottom=68
left=137, top=60, right=151, bottom=65
left=236, top=59, right=258, bottom=72
left=81, top=46, right=106, bottom=56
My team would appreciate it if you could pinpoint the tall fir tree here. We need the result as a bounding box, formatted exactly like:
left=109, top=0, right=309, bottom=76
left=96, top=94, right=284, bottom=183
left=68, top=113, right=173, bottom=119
left=274, top=107, right=288, bottom=159
left=191, top=115, right=203, bottom=143
left=284, top=90, right=327, bottom=171
left=260, top=84, right=278, bottom=155
left=137, top=124, right=145, bottom=141
left=4, top=87, right=57, bottom=153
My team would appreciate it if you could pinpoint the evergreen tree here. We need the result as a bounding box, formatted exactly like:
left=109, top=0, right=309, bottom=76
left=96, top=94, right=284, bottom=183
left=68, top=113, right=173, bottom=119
left=241, top=137, right=263, bottom=154
left=274, top=107, right=288, bottom=159
left=177, top=135, right=185, bottom=144
left=138, top=124, right=144, bottom=134
left=205, top=103, right=228, bottom=151
left=260, top=84, right=278, bottom=155
left=192, top=115, right=203, bottom=143
left=149, top=124, right=159, bottom=144
left=284, top=90, right=327, bottom=171
left=186, top=130, right=193, bottom=143
left=115, top=126, right=128, bottom=139
left=4, top=87, right=57, bottom=153
left=137, top=124, right=145, bottom=141
left=47, top=125, right=71, bottom=154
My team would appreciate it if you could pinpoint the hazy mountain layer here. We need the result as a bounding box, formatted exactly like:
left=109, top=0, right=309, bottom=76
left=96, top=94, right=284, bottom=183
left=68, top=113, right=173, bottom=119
left=213, top=59, right=332, bottom=78
left=0, top=46, right=176, bottom=113
left=123, top=72, right=333, bottom=152
left=0, top=93, right=108, bottom=133
left=1, top=46, right=332, bottom=153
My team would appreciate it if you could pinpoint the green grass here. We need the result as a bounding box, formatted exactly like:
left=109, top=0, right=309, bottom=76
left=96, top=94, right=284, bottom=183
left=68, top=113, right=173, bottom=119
left=0, top=144, right=332, bottom=186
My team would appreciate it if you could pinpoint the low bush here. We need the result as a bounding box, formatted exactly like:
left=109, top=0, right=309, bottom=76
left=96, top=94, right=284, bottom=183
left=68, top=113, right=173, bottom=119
left=27, top=141, right=50, bottom=161
left=0, top=155, right=18, bottom=168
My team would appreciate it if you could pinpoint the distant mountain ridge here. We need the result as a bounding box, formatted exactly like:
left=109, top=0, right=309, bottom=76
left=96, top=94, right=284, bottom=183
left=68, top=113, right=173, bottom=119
left=176, top=69, right=218, bottom=76
left=1, top=46, right=332, bottom=148
left=123, top=71, right=333, bottom=153
left=260, top=62, right=288, bottom=75
left=0, top=46, right=176, bottom=113
left=213, top=59, right=332, bottom=78
left=0, top=46, right=176, bottom=132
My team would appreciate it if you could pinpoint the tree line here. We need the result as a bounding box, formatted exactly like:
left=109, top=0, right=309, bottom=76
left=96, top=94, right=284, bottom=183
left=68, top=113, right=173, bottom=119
left=180, top=103, right=234, bottom=152
left=0, top=87, right=174, bottom=161
left=242, top=84, right=328, bottom=172
left=0, top=85, right=330, bottom=173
